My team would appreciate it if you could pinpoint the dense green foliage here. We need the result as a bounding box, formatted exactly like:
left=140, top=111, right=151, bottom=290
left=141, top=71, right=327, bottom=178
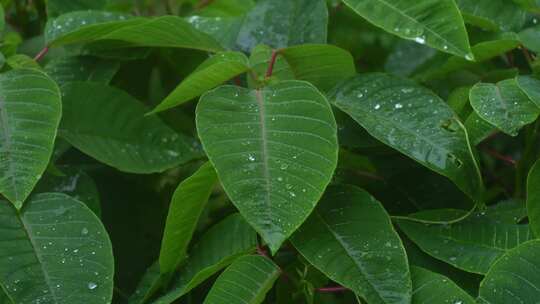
left=1, top=0, right=540, bottom=303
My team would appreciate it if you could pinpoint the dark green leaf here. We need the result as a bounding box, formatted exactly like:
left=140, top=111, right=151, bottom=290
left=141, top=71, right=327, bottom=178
left=44, top=56, right=120, bottom=86
left=411, top=266, right=476, bottom=304
left=527, top=159, right=540, bottom=237
left=46, top=0, right=108, bottom=18
left=456, top=0, right=527, bottom=32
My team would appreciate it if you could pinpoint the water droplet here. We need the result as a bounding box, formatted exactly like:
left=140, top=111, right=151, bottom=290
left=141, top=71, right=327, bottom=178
left=465, top=53, right=474, bottom=61
left=394, top=103, right=403, bottom=109
left=356, top=92, right=364, bottom=98
left=414, top=36, right=425, bottom=44
left=87, top=282, right=98, bottom=290
left=280, top=163, right=288, bottom=170
left=81, top=227, right=89, bottom=235
left=248, top=155, right=256, bottom=162
left=374, top=104, right=381, bottom=110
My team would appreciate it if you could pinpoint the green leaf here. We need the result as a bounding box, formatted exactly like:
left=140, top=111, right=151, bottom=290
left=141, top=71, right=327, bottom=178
left=464, top=111, right=496, bottom=145
left=159, top=162, right=217, bottom=274
left=279, top=44, right=356, bottom=92
left=203, top=255, right=280, bottom=304
left=152, top=213, right=257, bottom=304
left=236, top=0, right=328, bottom=52
left=469, top=79, right=540, bottom=136
left=291, top=185, right=412, bottom=304
left=398, top=208, right=533, bottom=274
left=196, top=81, right=338, bottom=253
left=527, top=159, right=540, bottom=237
left=478, top=240, right=540, bottom=303
left=455, top=0, right=527, bottom=32
left=342, top=0, right=473, bottom=59
left=0, top=69, right=62, bottom=207
left=186, top=16, right=244, bottom=50
left=0, top=193, right=114, bottom=303
left=45, top=12, right=223, bottom=52
left=330, top=73, right=483, bottom=202
left=516, top=75, right=540, bottom=108
left=411, top=267, right=475, bottom=304
left=151, top=52, right=250, bottom=114
left=248, top=44, right=294, bottom=87
left=44, top=56, right=120, bottom=86
left=129, top=262, right=163, bottom=304
left=0, top=4, right=4, bottom=34
left=519, top=26, right=540, bottom=53
left=46, top=0, right=107, bottom=17
left=58, top=82, right=201, bottom=174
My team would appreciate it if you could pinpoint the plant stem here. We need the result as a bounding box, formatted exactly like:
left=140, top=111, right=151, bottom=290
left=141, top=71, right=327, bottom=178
left=266, top=50, right=279, bottom=78
left=317, top=286, right=349, bottom=293
left=481, top=147, right=516, bottom=166
left=33, top=46, right=49, bottom=62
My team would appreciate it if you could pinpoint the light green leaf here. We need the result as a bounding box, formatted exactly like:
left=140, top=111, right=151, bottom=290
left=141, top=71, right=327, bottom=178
left=203, top=255, right=280, bottom=304
left=0, top=193, right=114, bottom=303
left=151, top=52, right=250, bottom=114
left=196, top=81, right=338, bottom=253
left=330, top=73, right=483, bottom=202
left=470, top=79, right=540, bottom=136
left=292, top=185, right=412, bottom=304
left=527, top=159, right=540, bottom=237
left=456, top=0, right=527, bottom=32
left=152, top=213, right=257, bottom=304
left=0, top=69, right=62, bottom=207
left=280, top=44, right=356, bottom=92
left=478, top=240, right=540, bottom=303
left=44, top=56, right=120, bottom=86
left=410, top=266, right=475, bottom=304
left=58, top=82, right=201, bottom=174
left=516, top=75, right=540, bottom=108
left=342, top=0, right=473, bottom=58
left=45, top=11, right=223, bottom=52
left=398, top=208, right=533, bottom=274
left=159, top=162, right=217, bottom=274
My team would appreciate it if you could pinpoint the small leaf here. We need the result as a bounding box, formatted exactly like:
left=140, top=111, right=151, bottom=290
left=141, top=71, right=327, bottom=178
left=470, top=79, right=540, bottom=136
left=196, top=81, right=338, bottom=253
left=0, top=69, right=62, bottom=207
left=151, top=51, right=250, bottom=114
left=398, top=208, right=533, bottom=274
left=478, top=240, right=540, bottom=303
left=411, top=267, right=475, bottom=304
left=292, top=185, right=412, bottom=304
left=59, top=82, right=201, bottom=174
left=527, top=159, right=540, bottom=237
left=0, top=193, right=114, bottom=303
left=159, top=162, right=217, bottom=274
left=45, top=56, right=120, bottom=86
left=152, top=214, right=257, bottom=304
left=203, top=255, right=280, bottom=304
left=342, top=0, right=473, bottom=58
left=330, top=73, right=483, bottom=202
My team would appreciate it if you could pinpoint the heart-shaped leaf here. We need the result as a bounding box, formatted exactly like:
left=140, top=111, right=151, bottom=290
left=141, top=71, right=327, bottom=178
left=0, top=69, right=62, bottom=207
left=196, top=81, right=338, bottom=253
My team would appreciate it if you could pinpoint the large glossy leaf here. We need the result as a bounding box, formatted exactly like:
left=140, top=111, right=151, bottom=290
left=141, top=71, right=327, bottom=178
left=203, top=255, right=280, bottom=304
left=292, top=185, right=412, bottom=304
left=330, top=73, right=483, bottom=202
left=58, top=82, right=200, bottom=174
left=44, top=56, right=120, bottom=86
left=0, top=69, right=62, bottom=207
left=342, top=0, right=473, bottom=58
left=410, top=267, right=475, bottom=304
left=478, top=240, right=540, bottom=303
left=470, top=79, right=540, bottom=136
left=196, top=81, right=338, bottom=253
left=45, top=11, right=223, bottom=52
left=398, top=208, right=533, bottom=274
left=527, top=159, right=540, bottom=237
left=279, top=44, right=356, bottom=92
left=235, top=0, right=328, bottom=52
left=152, top=214, right=257, bottom=304
left=455, top=0, right=527, bottom=32
left=0, top=193, right=114, bottom=303
left=151, top=52, right=250, bottom=114
left=159, top=162, right=217, bottom=274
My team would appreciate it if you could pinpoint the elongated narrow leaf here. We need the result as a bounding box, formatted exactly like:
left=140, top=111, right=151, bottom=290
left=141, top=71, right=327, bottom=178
left=151, top=52, right=250, bottom=114
left=203, top=255, right=280, bottom=304
left=516, top=75, right=540, bottom=108
left=330, top=73, right=483, bottom=202
left=152, top=214, right=257, bottom=304
left=59, top=82, right=200, bottom=174
left=470, top=79, right=540, bottom=136
left=342, top=0, right=473, bottom=58
left=478, top=240, right=540, bottom=303
left=45, top=56, right=120, bottom=86
left=292, top=185, right=412, bottom=304
left=129, top=262, right=163, bottom=304
left=0, top=69, right=62, bottom=207
left=398, top=208, right=533, bottom=274
left=411, top=267, right=475, bottom=304
left=456, top=0, right=527, bottom=32
left=45, top=11, right=223, bottom=52
left=159, top=162, right=217, bottom=274
left=0, top=193, right=114, bottom=303
left=196, top=81, right=338, bottom=253
left=280, top=44, right=356, bottom=92
left=527, top=159, right=540, bottom=237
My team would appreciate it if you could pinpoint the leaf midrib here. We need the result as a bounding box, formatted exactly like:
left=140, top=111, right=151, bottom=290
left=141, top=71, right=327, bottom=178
left=0, top=96, right=18, bottom=202
left=255, top=89, right=272, bottom=223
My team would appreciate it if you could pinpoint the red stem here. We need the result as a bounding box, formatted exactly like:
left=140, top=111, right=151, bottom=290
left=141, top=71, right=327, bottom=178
left=265, top=50, right=279, bottom=78
left=482, top=148, right=517, bottom=166
left=34, top=47, right=49, bottom=62
left=317, top=286, right=349, bottom=293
